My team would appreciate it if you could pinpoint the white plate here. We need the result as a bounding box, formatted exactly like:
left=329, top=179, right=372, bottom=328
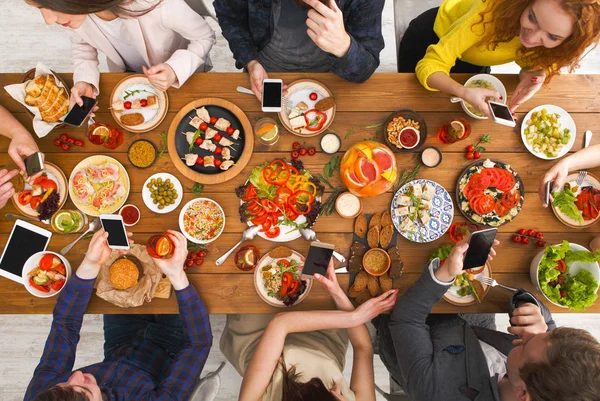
left=278, top=79, right=335, bottom=137
left=521, top=105, right=576, bottom=160
left=551, top=172, right=600, bottom=228
left=179, top=198, right=225, bottom=244
left=142, top=173, right=183, bottom=214
left=253, top=249, right=312, bottom=308
left=443, top=264, right=491, bottom=306
left=22, top=251, right=71, bottom=298
left=460, top=74, right=507, bottom=120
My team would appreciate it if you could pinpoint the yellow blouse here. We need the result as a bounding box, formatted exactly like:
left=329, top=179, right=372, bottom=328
left=416, top=0, right=525, bottom=90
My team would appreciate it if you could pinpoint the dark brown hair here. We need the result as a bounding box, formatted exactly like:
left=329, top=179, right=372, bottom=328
left=473, top=0, right=600, bottom=82
left=520, top=327, right=600, bottom=401
left=32, top=386, right=88, bottom=401
left=281, top=359, right=337, bottom=401
left=27, top=0, right=162, bottom=17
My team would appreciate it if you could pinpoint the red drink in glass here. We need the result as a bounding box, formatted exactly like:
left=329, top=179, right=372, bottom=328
left=437, top=119, right=471, bottom=144
left=146, top=234, right=175, bottom=259
left=88, top=123, right=123, bottom=150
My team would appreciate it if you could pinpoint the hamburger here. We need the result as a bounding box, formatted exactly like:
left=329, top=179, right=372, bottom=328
left=109, top=257, right=141, bottom=290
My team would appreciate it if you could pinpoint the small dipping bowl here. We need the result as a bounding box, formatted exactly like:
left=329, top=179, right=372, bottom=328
left=421, top=146, right=442, bottom=168
left=362, top=248, right=391, bottom=277
left=335, top=191, right=363, bottom=219
left=119, top=204, right=141, bottom=226
left=320, top=132, right=341, bottom=154
left=397, top=127, right=420, bottom=150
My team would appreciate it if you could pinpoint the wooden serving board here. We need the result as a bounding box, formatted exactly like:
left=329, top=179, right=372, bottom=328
left=153, top=276, right=172, bottom=299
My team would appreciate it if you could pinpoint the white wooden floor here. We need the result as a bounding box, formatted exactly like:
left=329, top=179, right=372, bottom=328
left=1, top=0, right=600, bottom=400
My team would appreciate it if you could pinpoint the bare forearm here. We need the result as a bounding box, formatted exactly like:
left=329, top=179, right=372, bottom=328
left=558, top=144, right=600, bottom=172
left=427, top=72, right=466, bottom=97
left=0, top=106, right=30, bottom=140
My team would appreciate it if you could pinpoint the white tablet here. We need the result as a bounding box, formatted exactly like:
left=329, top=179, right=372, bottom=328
left=0, top=220, right=52, bottom=284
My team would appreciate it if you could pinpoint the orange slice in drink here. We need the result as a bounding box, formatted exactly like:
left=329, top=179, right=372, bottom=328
left=355, top=157, right=380, bottom=183
left=156, top=236, right=172, bottom=257
left=343, top=168, right=366, bottom=191
left=372, top=148, right=394, bottom=172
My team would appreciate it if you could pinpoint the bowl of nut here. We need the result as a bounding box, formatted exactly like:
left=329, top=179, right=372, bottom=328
left=384, top=110, right=427, bottom=153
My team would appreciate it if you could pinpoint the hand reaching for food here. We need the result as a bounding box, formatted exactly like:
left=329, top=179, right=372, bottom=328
left=461, top=87, right=501, bottom=119
left=8, top=132, right=43, bottom=180
left=304, top=0, right=352, bottom=58
left=152, top=230, right=190, bottom=290
left=0, top=169, right=19, bottom=209
left=143, top=64, right=177, bottom=92
left=508, top=70, right=545, bottom=113
left=77, top=230, right=134, bottom=280
left=351, top=289, right=398, bottom=324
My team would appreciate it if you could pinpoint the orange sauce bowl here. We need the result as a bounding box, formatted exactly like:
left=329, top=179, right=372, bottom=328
left=362, top=248, right=391, bottom=277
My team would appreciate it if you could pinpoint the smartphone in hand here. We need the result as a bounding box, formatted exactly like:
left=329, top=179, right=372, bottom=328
left=301, top=242, right=335, bottom=279
left=488, top=101, right=516, bottom=127
left=24, top=152, right=44, bottom=177
left=64, top=96, right=97, bottom=127
left=261, top=79, right=283, bottom=113
left=99, top=214, right=130, bottom=250
left=463, top=228, right=498, bottom=270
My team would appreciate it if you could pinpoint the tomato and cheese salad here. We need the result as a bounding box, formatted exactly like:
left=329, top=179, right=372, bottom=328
left=236, top=159, right=323, bottom=239
left=458, top=159, right=524, bottom=226
left=27, top=254, right=67, bottom=293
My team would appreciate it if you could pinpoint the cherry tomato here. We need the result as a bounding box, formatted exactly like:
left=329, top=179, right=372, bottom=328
left=292, top=142, right=301, bottom=150
left=512, top=235, right=521, bottom=243
left=198, top=250, right=207, bottom=258
left=140, top=99, right=148, bottom=107
left=214, top=133, right=223, bottom=142
left=61, top=144, right=71, bottom=151
left=214, top=147, right=222, bottom=155
left=189, top=252, right=197, bottom=259
left=309, top=92, right=318, bottom=101
left=521, top=236, right=529, bottom=244
left=291, top=151, right=299, bottom=159
left=299, top=148, right=307, bottom=156
left=199, top=122, right=208, bottom=131
left=518, top=228, right=527, bottom=235
left=195, top=157, right=204, bottom=165
left=195, top=259, right=204, bottom=266
left=210, top=116, right=218, bottom=125
left=466, top=145, right=475, bottom=152
left=535, top=232, right=544, bottom=239
left=59, top=134, right=68, bottom=141
left=214, top=158, right=223, bottom=168
left=466, top=152, right=475, bottom=160
left=67, top=137, right=75, bottom=144
left=537, top=240, right=546, bottom=247
left=307, top=147, right=316, bottom=156
left=53, top=139, right=62, bottom=146
left=527, top=229, right=536, bottom=236
left=124, top=101, right=132, bottom=110
left=186, top=259, right=194, bottom=267
left=74, top=140, right=84, bottom=147
left=195, top=137, right=203, bottom=146
left=226, top=126, right=235, bottom=135
left=473, top=151, right=481, bottom=159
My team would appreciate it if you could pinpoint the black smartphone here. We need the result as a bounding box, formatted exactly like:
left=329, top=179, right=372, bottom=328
left=64, top=96, right=97, bottom=127
left=463, top=228, right=498, bottom=270
left=99, top=214, right=130, bottom=250
left=301, top=242, right=335, bottom=279
left=24, top=152, right=44, bottom=176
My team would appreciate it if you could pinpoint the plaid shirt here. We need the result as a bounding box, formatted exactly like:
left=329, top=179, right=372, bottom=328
left=24, top=276, right=213, bottom=401
left=214, top=0, right=385, bottom=83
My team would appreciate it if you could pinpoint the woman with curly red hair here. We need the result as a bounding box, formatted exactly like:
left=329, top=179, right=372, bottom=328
left=398, top=0, right=600, bottom=117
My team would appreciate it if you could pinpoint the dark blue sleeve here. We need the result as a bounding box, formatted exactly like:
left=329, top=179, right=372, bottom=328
left=213, top=0, right=260, bottom=69
left=331, top=0, right=385, bottom=82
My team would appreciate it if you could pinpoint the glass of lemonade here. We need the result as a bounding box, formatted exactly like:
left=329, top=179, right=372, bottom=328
left=255, top=117, right=280, bottom=146
left=51, top=210, right=88, bottom=234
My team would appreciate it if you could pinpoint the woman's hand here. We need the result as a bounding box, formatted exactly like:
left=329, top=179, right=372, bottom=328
left=508, top=70, right=545, bottom=113
left=152, top=230, right=189, bottom=290
left=77, top=229, right=134, bottom=280
left=460, top=87, right=502, bottom=118
left=508, top=303, right=548, bottom=345
left=435, top=238, right=499, bottom=283
left=351, top=289, right=398, bottom=326
left=143, top=64, right=177, bottom=92
left=0, top=169, right=19, bottom=209
left=538, top=159, right=570, bottom=207
left=314, top=258, right=354, bottom=311
left=70, top=81, right=96, bottom=109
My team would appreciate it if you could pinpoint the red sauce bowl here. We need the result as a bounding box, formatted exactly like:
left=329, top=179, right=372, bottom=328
left=119, top=204, right=140, bottom=226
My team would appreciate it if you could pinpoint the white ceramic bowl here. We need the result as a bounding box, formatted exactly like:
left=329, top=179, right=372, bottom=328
left=459, top=74, right=508, bottom=120
left=142, top=173, right=183, bottom=214
left=520, top=104, right=576, bottom=160
left=529, top=243, right=600, bottom=308
left=119, top=204, right=141, bottom=226
left=22, top=251, right=72, bottom=298
left=179, top=198, right=226, bottom=244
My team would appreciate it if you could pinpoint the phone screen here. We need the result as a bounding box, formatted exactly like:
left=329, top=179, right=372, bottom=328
left=64, top=96, right=97, bottom=126
left=463, top=229, right=498, bottom=270
left=100, top=218, right=129, bottom=247
left=262, top=82, right=282, bottom=108
left=489, top=102, right=514, bottom=122
left=25, top=152, right=43, bottom=176
left=0, top=225, right=50, bottom=277
left=302, top=244, right=334, bottom=277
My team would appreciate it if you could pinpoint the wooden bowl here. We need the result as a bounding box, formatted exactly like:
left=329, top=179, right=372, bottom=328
left=383, top=109, right=428, bottom=153
left=362, top=248, right=391, bottom=276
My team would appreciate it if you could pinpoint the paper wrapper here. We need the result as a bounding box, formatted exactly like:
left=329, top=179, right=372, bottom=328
left=96, top=244, right=163, bottom=308
left=3, top=62, right=68, bottom=138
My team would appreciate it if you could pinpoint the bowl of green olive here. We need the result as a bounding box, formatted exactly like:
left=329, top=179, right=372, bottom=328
left=142, top=173, right=183, bottom=214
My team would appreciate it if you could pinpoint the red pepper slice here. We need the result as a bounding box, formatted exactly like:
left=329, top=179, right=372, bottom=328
left=287, top=279, right=300, bottom=295
left=29, top=277, right=50, bottom=293
left=51, top=280, right=65, bottom=292
left=304, top=109, right=327, bottom=132
left=280, top=271, right=293, bottom=297
left=260, top=199, right=278, bottom=213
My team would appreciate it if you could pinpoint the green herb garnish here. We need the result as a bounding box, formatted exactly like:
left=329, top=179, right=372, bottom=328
left=123, top=89, right=153, bottom=100
left=188, top=130, right=203, bottom=153
left=319, top=186, right=345, bottom=216
left=157, top=132, right=168, bottom=158
left=187, top=183, right=204, bottom=196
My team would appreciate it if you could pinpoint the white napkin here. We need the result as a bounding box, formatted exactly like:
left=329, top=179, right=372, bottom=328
left=4, top=62, right=69, bottom=138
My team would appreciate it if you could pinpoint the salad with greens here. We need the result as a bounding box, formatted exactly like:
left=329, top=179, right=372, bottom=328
left=552, top=185, right=583, bottom=224
left=538, top=241, right=600, bottom=310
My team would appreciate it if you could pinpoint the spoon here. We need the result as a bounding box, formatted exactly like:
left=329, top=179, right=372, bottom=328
left=450, top=97, right=463, bottom=103
left=236, top=86, right=255, bottom=96
left=215, top=225, right=260, bottom=266
left=60, top=217, right=101, bottom=256
left=299, top=227, right=346, bottom=263
left=4, top=213, right=38, bottom=222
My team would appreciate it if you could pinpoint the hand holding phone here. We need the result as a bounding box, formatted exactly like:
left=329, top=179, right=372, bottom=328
left=301, top=242, right=335, bottom=279
left=262, top=79, right=283, bottom=113
left=64, top=95, right=97, bottom=127
left=488, top=101, right=516, bottom=127
left=99, top=214, right=130, bottom=250
left=545, top=181, right=551, bottom=207
left=24, top=152, right=44, bottom=177
left=463, top=228, right=498, bottom=270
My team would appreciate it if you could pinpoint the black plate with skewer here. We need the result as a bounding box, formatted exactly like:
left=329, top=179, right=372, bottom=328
left=174, top=105, right=246, bottom=174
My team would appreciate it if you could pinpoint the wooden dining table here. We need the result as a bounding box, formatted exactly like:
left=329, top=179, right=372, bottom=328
left=0, top=72, right=599, bottom=314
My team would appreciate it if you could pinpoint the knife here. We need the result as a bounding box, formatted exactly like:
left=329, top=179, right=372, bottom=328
left=334, top=266, right=348, bottom=273
left=585, top=130, right=592, bottom=148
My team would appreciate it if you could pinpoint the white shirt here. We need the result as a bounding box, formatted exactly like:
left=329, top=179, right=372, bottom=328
left=89, top=15, right=147, bottom=72
left=429, top=259, right=508, bottom=380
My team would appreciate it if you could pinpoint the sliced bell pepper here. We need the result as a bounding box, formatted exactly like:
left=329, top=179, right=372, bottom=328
left=292, top=181, right=317, bottom=196
left=280, top=271, right=293, bottom=297
left=287, top=279, right=300, bottom=295
left=304, top=109, right=327, bottom=132
left=29, top=277, right=49, bottom=293
left=264, top=166, right=290, bottom=186
left=242, top=184, right=258, bottom=201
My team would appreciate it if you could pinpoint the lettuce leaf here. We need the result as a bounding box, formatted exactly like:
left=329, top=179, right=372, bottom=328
left=565, top=249, right=600, bottom=266
left=552, top=188, right=583, bottom=223
left=249, top=162, right=276, bottom=200
left=430, top=245, right=453, bottom=262
left=564, top=270, right=598, bottom=311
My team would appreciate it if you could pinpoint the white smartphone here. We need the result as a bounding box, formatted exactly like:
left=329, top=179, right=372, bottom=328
left=262, top=79, right=283, bottom=113
left=99, top=214, right=130, bottom=250
left=488, top=100, right=516, bottom=127
left=0, top=220, right=52, bottom=284
left=463, top=228, right=498, bottom=270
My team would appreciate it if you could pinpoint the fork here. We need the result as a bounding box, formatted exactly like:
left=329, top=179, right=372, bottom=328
left=477, top=276, right=517, bottom=292
left=576, top=170, right=588, bottom=186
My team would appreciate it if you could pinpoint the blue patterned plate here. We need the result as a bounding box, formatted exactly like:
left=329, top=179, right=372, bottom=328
left=391, top=179, right=454, bottom=243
